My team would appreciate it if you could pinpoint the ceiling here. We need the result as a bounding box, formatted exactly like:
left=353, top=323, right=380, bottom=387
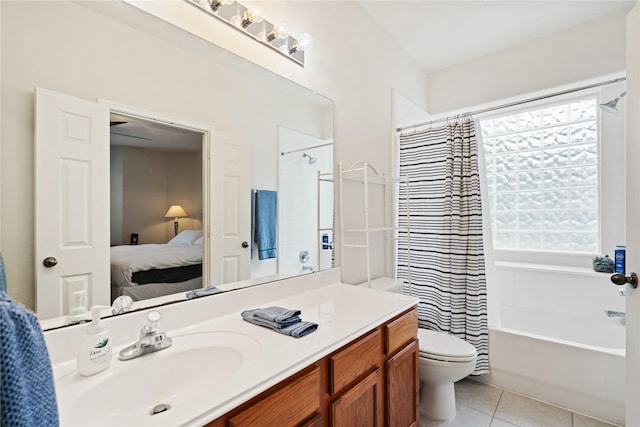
left=110, top=113, right=202, bottom=151
left=359, top=1, right=637, bottom=73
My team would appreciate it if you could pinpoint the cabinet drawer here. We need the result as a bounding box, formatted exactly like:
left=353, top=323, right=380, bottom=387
left=385, top=308, right=418, bottom=355
left=227, top=366, right=320, bottom=427
left=329, top=329, right=381, bottom=395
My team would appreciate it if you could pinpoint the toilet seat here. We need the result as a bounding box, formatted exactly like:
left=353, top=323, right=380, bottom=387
left=418, top=329, right=477, bottom=363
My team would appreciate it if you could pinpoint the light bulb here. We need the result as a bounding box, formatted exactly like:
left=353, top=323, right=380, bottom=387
left=297, top=33, right=313, bottom=51
left=267, top=24, right=289, bottom=42
left=208, top=0, right=234, bottom=12
left=230, top=14, right=241, bottom=27
left=240, top=7, right=264, bottom=28
left=289, top=33, right=313, bottom=54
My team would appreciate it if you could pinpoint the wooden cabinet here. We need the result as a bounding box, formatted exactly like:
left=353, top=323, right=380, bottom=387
left=227, top=366, right=320, bottom=427
left=206, top=365, right=320, bottom=427
left=386, top=339, right=419, bottom=427
left=330, top=368, right=383, bottom=427
left=385, top=309, right=418, bottom=355
left=329, top=329, right=381, bottom=395
left=207, top=307, right=418, bottom=427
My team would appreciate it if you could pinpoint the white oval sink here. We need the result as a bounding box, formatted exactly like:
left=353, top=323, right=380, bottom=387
left=56, top=331, right=261, bottom=426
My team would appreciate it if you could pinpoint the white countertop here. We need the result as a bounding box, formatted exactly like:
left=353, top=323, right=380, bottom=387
left=45, top=270, right=417, bottom=426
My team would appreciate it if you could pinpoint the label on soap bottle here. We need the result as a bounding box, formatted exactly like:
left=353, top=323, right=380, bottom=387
left=615, top=245, right=626, bottom=275
left=88, top=338, right=112, bottom=366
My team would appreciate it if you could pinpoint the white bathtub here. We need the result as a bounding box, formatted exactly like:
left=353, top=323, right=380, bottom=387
left=480, top=306, right=625, bottom=425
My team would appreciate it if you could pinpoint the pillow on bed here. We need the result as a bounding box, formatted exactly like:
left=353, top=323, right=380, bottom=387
left=168, top=230, right=203, bottom=246
left=193, top=236, right=203, bottom=246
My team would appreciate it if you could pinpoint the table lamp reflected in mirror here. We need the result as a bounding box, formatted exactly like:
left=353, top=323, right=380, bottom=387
left=165, top=205, right=188, bottom=236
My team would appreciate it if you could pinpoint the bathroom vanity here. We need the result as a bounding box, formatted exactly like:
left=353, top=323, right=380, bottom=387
left=207, top=306, right=419, bottom=427
left=43, top=269, right=419, bottom=426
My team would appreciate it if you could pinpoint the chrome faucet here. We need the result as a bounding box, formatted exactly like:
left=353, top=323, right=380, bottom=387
left=118, top=310, right=172, bottom=361
left=604, top=309, right=626, bottom=325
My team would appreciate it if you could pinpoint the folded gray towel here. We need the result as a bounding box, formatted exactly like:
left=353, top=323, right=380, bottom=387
left=241, top=309, right=317, bottom=338
left=186, top=285, right=223, bottom=299
left=253, top=306, right=301, bottom=324
left=241, top=309, right=300, bottom=329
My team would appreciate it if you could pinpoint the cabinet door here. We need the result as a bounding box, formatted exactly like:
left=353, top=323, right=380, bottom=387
left=330, top=368, right=383, bottom=427
left=385, top=339, right=419, bottom=427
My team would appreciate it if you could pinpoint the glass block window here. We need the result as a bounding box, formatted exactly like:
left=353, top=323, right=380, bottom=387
left=480, top=97, right=598, bottom=253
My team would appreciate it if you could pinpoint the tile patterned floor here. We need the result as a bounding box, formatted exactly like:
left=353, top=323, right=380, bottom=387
left=419, top=379, right=621, bottom=427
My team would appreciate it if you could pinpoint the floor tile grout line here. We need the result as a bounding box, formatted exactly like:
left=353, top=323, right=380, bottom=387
left=489, top=389, right=504, bottom=426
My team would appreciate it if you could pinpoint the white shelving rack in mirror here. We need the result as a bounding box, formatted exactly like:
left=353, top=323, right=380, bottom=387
left=317, top=170, right=335, bottom=271
left=337, top=162, right=411, bottom=291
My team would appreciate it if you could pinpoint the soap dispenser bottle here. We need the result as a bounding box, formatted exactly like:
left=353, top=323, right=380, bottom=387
left=77, top=306, right=113, bottom=376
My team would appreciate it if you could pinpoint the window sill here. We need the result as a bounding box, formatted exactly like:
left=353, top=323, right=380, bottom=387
left=494, top=261, right=612, bottom=278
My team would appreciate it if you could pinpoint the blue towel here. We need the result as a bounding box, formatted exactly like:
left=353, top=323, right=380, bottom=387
left=242, top=308, right=301, bottom=329
left=250, top=189, right=256, bottom=259
left=1, top=291, right=59, bottom=426
left=241, top=309, right=318, bottom=338
left=254, top=190, right=277, bottom=260
left=253, top=306, right=301, bottom=324
left=0, top=253, right=7, bottom=293
left=185, top=285, right=223, bottom=299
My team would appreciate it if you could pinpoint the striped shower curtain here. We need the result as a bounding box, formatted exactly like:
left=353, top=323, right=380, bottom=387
left=397, top=118, right=489, bottom=375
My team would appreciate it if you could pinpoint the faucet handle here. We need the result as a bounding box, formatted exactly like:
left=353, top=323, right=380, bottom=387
left=112, top=295, right=134, bottom=315
left=141, top=310, right=163, bottom=336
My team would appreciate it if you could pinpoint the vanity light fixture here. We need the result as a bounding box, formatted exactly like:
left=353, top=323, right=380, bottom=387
left=187, top=0, right=312, bottom=66
left=207, top=0, right=234, bottom=12
left=165, top=205, right=188, bottom=236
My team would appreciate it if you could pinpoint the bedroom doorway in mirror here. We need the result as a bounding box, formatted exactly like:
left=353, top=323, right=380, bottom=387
left=109, top=113, right=205, bottom=303
left=34, top=87, right=218, bottom=319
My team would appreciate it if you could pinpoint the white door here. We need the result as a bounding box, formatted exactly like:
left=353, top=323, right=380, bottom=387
left=625, top=6, right=640, bottom=427
left=210, top=131, right=251, bottom=284
left=35, top=87, right=110, bottom=319
left=626, top=5, right=640, bottom=426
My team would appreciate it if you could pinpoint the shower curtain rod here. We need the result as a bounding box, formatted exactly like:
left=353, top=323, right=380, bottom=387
left=280, top=142, right=333, bottom=156
left=396, top=76, right=626, bottom=134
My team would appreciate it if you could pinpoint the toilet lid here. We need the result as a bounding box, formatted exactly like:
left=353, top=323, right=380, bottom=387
left=418, top=329, right=477, bottom=362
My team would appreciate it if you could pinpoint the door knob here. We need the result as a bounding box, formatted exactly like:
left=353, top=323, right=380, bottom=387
left=42, top=257, right=58, bottom=268
left=610, top=272, right=638, bottom=288
left=241, top=241, right=249, bottom=248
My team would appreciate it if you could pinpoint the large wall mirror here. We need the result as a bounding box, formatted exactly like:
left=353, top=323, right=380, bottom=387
left=2, top=1, right=334, bottom=329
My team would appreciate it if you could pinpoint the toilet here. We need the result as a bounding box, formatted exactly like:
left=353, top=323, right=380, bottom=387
left=417, top=328, right=478, bottom=421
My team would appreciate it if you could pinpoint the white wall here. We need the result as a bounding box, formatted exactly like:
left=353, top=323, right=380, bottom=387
left=427, top=11, right=627, bottom=114
left=110, top=147, right=203, bottom=246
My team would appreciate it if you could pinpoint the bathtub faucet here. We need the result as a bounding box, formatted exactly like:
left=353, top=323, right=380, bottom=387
left=604, top=309, right=626, bottom=325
